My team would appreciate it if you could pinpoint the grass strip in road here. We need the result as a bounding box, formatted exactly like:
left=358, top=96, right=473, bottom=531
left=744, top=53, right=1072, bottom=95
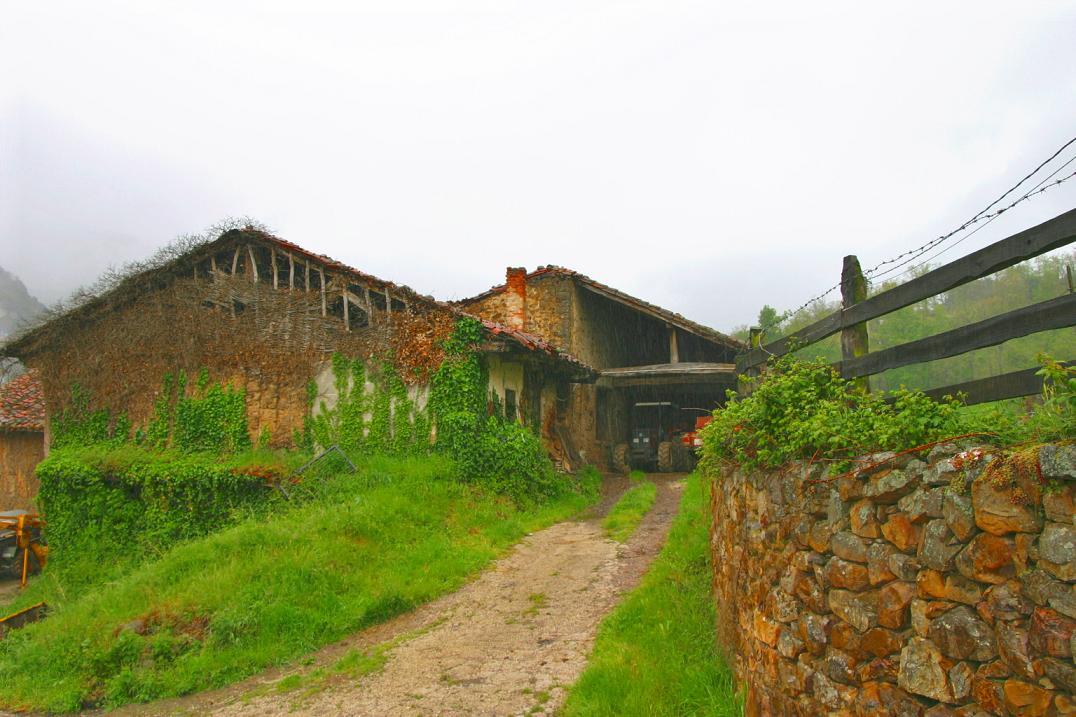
left=601, top=473, right=656, bottom=542
left=563, top=473, right=742, bottom=716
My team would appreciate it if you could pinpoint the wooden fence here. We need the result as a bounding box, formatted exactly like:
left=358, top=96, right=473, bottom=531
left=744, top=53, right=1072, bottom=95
left=735, top=208, right=1076, bottom=405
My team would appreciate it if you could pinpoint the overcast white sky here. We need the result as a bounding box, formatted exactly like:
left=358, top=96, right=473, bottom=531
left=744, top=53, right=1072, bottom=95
left=2, top=1, right=1075, bottom=332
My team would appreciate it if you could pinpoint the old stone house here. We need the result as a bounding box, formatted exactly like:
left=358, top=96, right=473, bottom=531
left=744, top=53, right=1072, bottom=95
left=0, top=371, right=45, bottom=510
left=457, top=266, right=744, bottom=468
left=3, top=230, right=593, bottom=466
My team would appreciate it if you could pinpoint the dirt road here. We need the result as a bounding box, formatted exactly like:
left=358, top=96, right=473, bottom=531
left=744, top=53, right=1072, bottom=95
left=109, top=474, right=685, bottom=717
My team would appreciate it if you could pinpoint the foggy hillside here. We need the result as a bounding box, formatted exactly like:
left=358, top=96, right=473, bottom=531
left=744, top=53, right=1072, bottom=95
left=0, top=266, right=45, bottom=339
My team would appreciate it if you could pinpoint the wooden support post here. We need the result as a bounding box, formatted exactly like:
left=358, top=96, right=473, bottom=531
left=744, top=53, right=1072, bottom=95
left=364, top=287, right=372, bottom=321
left=342, top=285, right=350, bottom=331
left=669, top=326, right=679, bottom=364
left=247, top=246, right=259, bottom=283
left=210, top=255, right=217, bottom=274
left=231, top=245, right=241, bottom=274
left=1067, top=264, right=1074, bottom=294
left=305, top=261, right=310, bottom=292
left=738, top=327, right=763, bottom=396
left=271, top=249, right=279, bottom=289
left=288, top=253, right=295, bottom=290
left=840, top=255, right=870, bottom=393
left=386, top=289, right=392, bottom=323
left=319, top=269, right=327, bottom=316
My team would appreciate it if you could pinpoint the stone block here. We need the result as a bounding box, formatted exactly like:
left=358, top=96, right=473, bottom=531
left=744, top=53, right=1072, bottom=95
left=943, top=490, right=977, bottom=541
left=978, top=582, right=1033, bottom=624
left=825, top=557, right=871, bottom=591
left=912, top=599, right=953, bottom=638
left=866, top=468, right=921, bottom=504
left=1002, top=679, right=1052, bottom=717
left=928, top=605, right=997, bottom=662
left=830, top=589, right=879, bottom=633
left=878, top=581, right=917, bottom=630
left=900, top=486, right=946, bottom=523
left=955, top=533, right=1016, bottom=585
left=1020, top=568, right=1070, bottom=607
left=883, top=513, right=923, bottom=552
left=1039, top=522, right=1076, bottom=581
left=889, top=552, right=921, bottom=582
left=972, top=473, right=1043, bottom=536
left=850, top=498, right=881, bottom=538
left=1028, top=607, right=1074, bottom=658
left=996, top=621, right=1035, bottom=679
left=867, top=541, right=897, bottom=585
left=1043, top=482, right=1075, bottom=525
left=1037, top=655, right=1076, bottom=693
left=1039, top=444, right=1076, bottom=481
left=857, top=680, right=926, bottom=717
left=833, top=531, right=870, bottom=563
left=898, top=637, right=955, bottom=703
left=862, top=626, right=905, bottom=658
left=919, top=519, right=962, bottom=571
left=917, top=569, right=982, bottom=605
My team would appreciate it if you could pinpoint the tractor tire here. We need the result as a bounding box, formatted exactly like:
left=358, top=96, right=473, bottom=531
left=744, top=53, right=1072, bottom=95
left=657, top=441, right=674, bottom=473
left=612, top=443, right=631, bottom=474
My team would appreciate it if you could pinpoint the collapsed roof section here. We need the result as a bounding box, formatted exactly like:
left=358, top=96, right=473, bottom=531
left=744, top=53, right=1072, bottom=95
left=457, top=265, right=745, bottom=351
left=2, top=230, right=595, bottom=381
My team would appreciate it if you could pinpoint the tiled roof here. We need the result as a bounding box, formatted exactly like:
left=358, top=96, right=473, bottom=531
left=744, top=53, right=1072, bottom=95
left=0, top=371, right=45, bottom=432
left=457, top=265, right=745, bottom=350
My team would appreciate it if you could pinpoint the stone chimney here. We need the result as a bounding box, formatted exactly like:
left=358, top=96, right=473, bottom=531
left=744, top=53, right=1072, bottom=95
left=504, top=267, right=527, bottom=331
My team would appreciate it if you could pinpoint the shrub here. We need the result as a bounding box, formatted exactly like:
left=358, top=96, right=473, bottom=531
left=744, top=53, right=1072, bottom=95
left=699, top=355, right=966, bottom=473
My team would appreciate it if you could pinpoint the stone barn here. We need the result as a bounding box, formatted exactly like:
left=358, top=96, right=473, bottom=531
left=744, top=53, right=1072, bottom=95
left=3, top=230, right=594, bottom=471
left=0, top=371, right=45, bottom=510
left=457, top=266, right=744, bottom=470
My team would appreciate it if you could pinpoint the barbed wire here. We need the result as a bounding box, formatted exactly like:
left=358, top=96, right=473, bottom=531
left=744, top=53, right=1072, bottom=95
left=780, top=135, right=1076, bottom=321
left=880, top=165, right=1076, bottom=284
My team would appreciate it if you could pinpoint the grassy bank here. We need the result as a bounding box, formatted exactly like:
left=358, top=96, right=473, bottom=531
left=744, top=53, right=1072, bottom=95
left=0, top=456, right=599, bottom=713
left=601, top=472, right=656, bottom=542
left=562, top=473, right=742, bottom=716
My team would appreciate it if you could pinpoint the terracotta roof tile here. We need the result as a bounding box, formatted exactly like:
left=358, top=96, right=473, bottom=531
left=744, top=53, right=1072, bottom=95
left=0, top=371, right=45, bottom=432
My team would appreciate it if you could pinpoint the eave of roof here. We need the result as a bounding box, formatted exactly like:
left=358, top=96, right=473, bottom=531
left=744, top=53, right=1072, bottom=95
left=455, top=265, right=746, bottom=350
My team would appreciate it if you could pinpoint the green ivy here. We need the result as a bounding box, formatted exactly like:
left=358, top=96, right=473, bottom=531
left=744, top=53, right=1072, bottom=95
left=305, top=355, right=427, bottom=457
left=428, top=318, right=564, bottom=503
left=35, top=446, right=278, bottom=586
left=51, top=385, right=127, bottom=449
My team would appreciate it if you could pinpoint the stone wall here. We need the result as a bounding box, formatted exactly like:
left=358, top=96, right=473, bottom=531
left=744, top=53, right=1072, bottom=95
left=0, top=430, right=44, bottom=511
left=710, top=443, right=1076, bottom=717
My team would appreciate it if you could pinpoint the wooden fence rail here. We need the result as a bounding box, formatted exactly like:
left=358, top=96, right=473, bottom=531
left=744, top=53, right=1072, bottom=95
left=736, top=208, right=1076, bottom=406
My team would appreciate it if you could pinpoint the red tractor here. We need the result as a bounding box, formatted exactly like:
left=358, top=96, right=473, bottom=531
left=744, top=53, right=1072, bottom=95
left=680, top=415, right=713, bottom=452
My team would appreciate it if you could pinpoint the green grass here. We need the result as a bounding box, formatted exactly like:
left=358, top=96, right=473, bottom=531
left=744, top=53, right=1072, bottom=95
left=601, top=476, right=656, bottom=543
left=0, top=456, right=600, bottom=713
left=562, top=473, right=742, bottom=716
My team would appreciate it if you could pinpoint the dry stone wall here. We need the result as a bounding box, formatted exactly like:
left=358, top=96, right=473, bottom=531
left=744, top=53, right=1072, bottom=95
left=710, top=443, right=1076, bottom=717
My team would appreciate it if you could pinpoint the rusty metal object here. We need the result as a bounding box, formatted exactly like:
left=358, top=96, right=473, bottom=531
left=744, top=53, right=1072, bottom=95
left=0, top=511, right=47, bottom=588
left=0, top=602, right=47, bottom=639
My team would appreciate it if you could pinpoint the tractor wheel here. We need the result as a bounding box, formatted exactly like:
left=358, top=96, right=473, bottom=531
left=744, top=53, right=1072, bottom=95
left=612, top=443, right=631, bottom=474
left=657, top=441, right=674, bottom=473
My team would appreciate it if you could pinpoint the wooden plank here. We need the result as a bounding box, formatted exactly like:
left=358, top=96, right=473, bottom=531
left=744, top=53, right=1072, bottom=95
left=739, top=209, right=1076, bottom=370
left=271, top=249, right=278, bottom=289
left=231, top=245, right=241, bottom=274
left=840, top=292, right=1076, bottom=379
left=386, top=289, right=393, bottom=323
left=342, top=285, right=350, bottom=331
left=669, top=327, right=679, bottom=364
left=364, top=287, right=372, bottom=319
left=319, top=268, right=327, bottom=316
left=918, top=361, right=1072, bottom=406
left=305, top=260, right=310, bottom=292
left=288, top=253, right=295, bottom=289
left=246, top=246, right=259, bottom=283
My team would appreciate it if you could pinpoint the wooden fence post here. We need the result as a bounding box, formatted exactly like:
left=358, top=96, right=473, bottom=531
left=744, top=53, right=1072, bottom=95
left=738, top=326, right=763, bottom=396
left=841, top=255, right=870, bottom=393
